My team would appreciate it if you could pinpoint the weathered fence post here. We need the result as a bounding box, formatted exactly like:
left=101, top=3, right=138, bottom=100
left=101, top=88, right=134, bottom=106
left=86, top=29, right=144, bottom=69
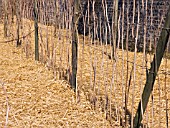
left=133, top=6, right=170, bottom=128
left=3, top=0, right=8, bottom=37
left=71, top=0, right=80, bottom=90
left=112, top=0, right=119, bottom=59
left=34, top=0, right=39, bottom=61
left=16, top=0, right=22, bottom=47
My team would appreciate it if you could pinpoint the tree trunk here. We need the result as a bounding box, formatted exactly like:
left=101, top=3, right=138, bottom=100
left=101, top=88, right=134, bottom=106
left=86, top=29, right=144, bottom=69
left=133, top=6, right=170, bottom=128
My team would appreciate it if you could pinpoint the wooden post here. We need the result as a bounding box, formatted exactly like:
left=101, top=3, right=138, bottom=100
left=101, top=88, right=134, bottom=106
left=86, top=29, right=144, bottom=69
left=133, top=6, right=170, bottom=128
left=4, top=0, right=8, bottom=37
left=34, top=0, right=39, bottom=61
left=16, top=0, right=21, bottom=47
left=72, top=0, right=80, bottom=90
left=112, top=0, right=119, bottom=59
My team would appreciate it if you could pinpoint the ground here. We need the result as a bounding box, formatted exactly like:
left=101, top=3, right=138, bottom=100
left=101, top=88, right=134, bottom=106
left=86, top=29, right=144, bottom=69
left=0, top=18, right=170, bottom=128
left=0, top=24, right=112, bottom=127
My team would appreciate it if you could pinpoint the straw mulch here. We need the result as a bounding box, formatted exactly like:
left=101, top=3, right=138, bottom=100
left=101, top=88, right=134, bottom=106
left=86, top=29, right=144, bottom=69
left=77, top=41, right=170, bottom=127
left=0, top=17, right=170, bottom=127
left=0, top=24, right=113, bottom=127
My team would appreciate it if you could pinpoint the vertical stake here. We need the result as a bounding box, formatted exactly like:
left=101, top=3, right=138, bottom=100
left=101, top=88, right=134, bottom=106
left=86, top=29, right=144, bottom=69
left=34, top=0, right=39, bottom=61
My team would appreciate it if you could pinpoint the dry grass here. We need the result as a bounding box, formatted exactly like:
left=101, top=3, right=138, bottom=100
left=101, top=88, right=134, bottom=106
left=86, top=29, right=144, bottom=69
left=0, top=17, right=170, bottom=128
left=0, top=22, right=112, bottom=127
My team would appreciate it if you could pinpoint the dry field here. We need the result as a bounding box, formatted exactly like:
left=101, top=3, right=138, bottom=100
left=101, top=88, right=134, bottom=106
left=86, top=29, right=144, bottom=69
left=0, top=22, right=112, bottom=127
left=0, top=18, right=170, bottom=128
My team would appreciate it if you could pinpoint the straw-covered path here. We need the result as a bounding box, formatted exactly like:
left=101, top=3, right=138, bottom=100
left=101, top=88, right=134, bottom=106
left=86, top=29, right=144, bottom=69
left=0, top=25, right=112, bottom=127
